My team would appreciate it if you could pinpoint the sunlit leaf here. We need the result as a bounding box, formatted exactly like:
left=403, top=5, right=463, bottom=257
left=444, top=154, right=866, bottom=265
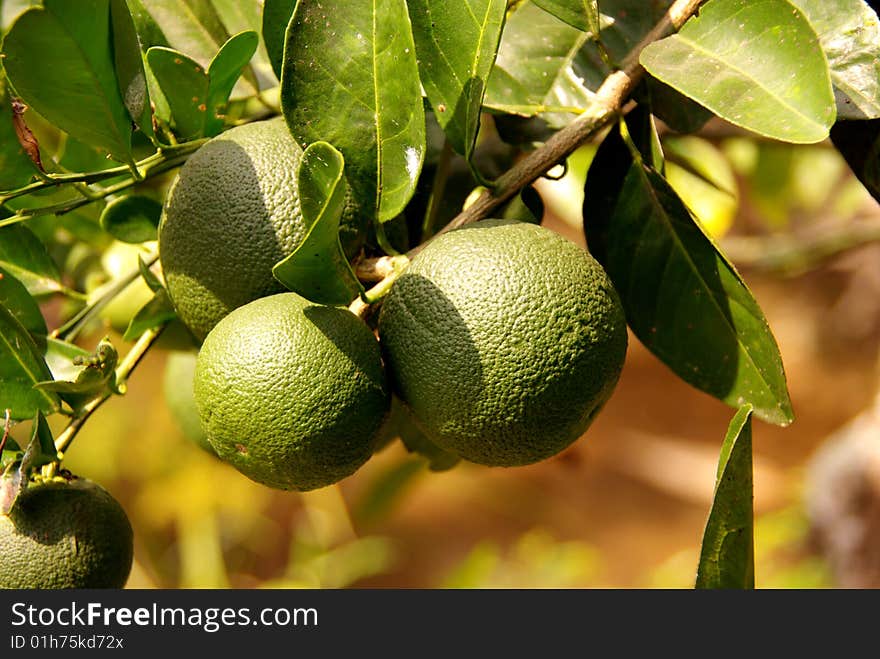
left=281, top=0, right=425, bottom=223
left=35, top=337, right=119, bottom=411
left=408, top=0, right=506, bottom=160
left=533, top=0, right=600, bottom=34
left=640, top=0, right=836, bottom=143
left=695, top=405, right=755, bottom=589
left=122, top=287, right=176, bottom=340
left=789, top=0, right=880, bottom=120
left=3, top=0, right=137, bottom=165
left=272, top=142, right=363, bottom=305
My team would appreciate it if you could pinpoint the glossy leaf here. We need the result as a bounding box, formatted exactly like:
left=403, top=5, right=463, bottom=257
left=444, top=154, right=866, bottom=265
left=110, top=0, right=155, bottom=140
left=0, top=71, right=37, bottom=190
left=640, top=0, right=836, bottom=143
left=0, top=305, right=59, bottom=420
left=533, top=0, right=600, bottom=34
left=262, top=0, right=295, bottom=80
left=485, top=2, right=595, bottom=127
left=789, top=0, right=880, bottom=120
left=211, top=0, right=276, bottom=87
left=281, top=0, right=426, bottom=223
left=830, top=118, right=880, bottom=204
left=122, top=288, right=176, bottom=340
left=2, top=0, right=137, bottom=165
left=695, top=405, right=755, bottom=589
left=42, top=338, right=91, bottom=383
left=0, top=226, right=63, bottom=296
left=584, top=126, right=793, bottom=426
left=272, top=142, right=363, bottom=305
left=408, top=0, right=506, bottom=160
left=147, top=31, right=256, bottom=139
left=0, top=266, right=45, bottom=336
left=139, top=0, right=259, bottom=94
left=100, top=195, right=162, bottom=243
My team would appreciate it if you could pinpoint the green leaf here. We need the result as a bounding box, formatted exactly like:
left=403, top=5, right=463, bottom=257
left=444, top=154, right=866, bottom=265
left=2, top=0, right=137, bottom=165
left=500, top=185, right=544, bottom=225
left=138, top=0, right=259, bottom=94
left=0, top=305, right=59, bottom=420
left=640, top=0, right=836, bottom=144
left=110, top=0, right=155, bottom=141
left=205, top=30, right=259, bottom=134
left=272, top=142, right=363, bottom=305
left=138, top=254, right=164, bottom=292
left=788, top=0, right=880, bottom=120
left=122, top=287, right=176, bottom=340
left=0, top=266, right=45, bottom=336
left=584, top=125, right=793, bottom=426
left=42, top=337, right=90, bottom=383
left=0, top=225, right=63, bottom=296
left=211, top=0, right=276, bottom=87
left=100, top=194, right=162, bottom=243
left=695, top=405, right=755, bottom=589
left=147, top=30, right=257, bottom=139
left=0, top=70, right=37, bottom=190
left=407, top=0, right=505, bottom=160
left=830, top=118, right=880, bottom=204
left=485, top=2, right=594, bottom=126
left=262, top=0, right=295, bottom=80
left=35, top=337, right=119, bottom=411
left=281, top=0, right=426, bottom=224
left=533, top=0, right=600, bottom=34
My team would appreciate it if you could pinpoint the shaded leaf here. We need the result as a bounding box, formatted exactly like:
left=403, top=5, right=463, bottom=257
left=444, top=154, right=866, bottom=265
left=500, top=185, right=544, bottom=224
left=110, top=0, right=155, bottom=140
left=0, top=411, right=56, bottom=515
left=0, top=305, right=59, bottom=420
left=533, top=0, right=600, bottom=34
left=640, top=0, right=836, bottom=143
left=830, top=118, right=880, bottom=204
left=281, top=0, right=426, bottom=224
left=42, top=337, right=90, bottom=383
left=2, top=0, right=137, bottom=165
left=789, top=0, right=880, bottom=120
left=645, top=78, right=714, bottom=134
left=138, top=254, right=164, bottom=292
left=584, top=125, right=793, bottom=426
left=100, top=194, right=162, bottom=243
left=0, top=266, right=45, bottom=336
left=262, top=0, right=295, bottom=80
left=695, top=405, right=755, bottom=589
left=211, top=0, right=276, bottom=88
left=0, top=70, right=37, bottom=190
left=0, top=225, right=63, bottom=296
left=272, top=142, right=363, bottom=305
left=408, top=0, right=505, bottom=160
left=123, top=287, right=176, bottom=340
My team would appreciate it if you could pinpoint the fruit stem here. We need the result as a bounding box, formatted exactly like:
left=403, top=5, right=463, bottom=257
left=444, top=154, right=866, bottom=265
left=349, top=256, right=410, bottom=317
left=53, top=326, right=165, bottom=457
left=423, top=0, right=704, bottom=245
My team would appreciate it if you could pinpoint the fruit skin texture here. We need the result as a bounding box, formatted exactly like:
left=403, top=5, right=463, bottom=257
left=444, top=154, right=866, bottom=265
left=194, top=292, right=390, bottom=491
left=158, top=117, right=364, bottom=341
left=378, top=219, right=628, bottom=467
left=0, top=477, right=133, bottom=589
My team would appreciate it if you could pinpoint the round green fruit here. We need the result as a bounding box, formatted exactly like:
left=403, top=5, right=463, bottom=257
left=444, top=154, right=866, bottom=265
left=194, top=292, right=390, bottom=491
left=158, top=117, right=365, bottom=341
left=378, top=219, right=627, bottom=467
left=0, top=477, right=133, bottom=589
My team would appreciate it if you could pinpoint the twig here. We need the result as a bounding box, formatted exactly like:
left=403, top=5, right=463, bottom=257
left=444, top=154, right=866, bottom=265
left=426, top=0, right=704, bottom=245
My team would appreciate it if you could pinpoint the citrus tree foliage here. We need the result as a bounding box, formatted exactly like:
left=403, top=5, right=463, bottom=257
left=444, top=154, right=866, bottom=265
left=1, top=0, right=879, bottom=589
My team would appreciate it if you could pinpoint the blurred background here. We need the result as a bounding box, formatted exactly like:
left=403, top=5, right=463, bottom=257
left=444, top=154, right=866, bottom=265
left=20, top=117, right=878, bottom=589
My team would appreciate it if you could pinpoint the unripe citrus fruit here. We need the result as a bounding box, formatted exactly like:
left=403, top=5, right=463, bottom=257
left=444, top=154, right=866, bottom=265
left=194, top=292, right=390, bottom=491
left=378, top=219, right=627, bottom=467
left=0, top=477, right=133, bottom=589
left=158, top=117, right=365, bottom=340
left=164, top=350, right=215, bottom=456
